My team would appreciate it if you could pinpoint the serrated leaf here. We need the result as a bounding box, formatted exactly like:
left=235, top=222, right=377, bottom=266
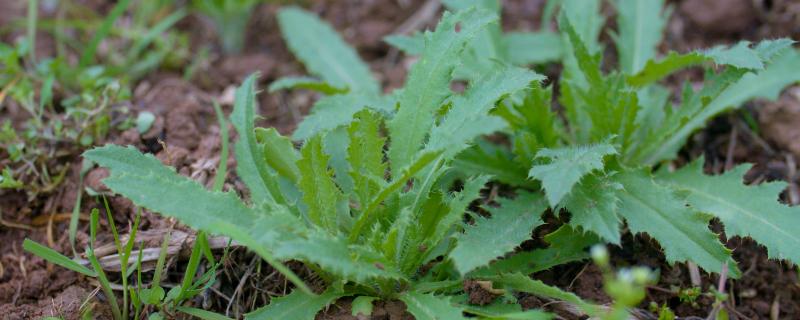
left=385, top=33, right=424, bottom=55
left=347, top=110, right=387, bottom=208
left=428, top=175, right=491, bottom=253
left=462, top=302, right=552, bottom=320
left=638, top=49, right=800, bottom=165
left=505, top=32, right=563, bottom=65
left=658, top=159, right=800, bottom=263
left=387, top=8, right=497, bottom=174
left=562, top=174, right=623, bottom=244
left=613, top=0, right=668, bottom=74
left=323, top=126, right=355, bottom=195
left=268, top=76, right=347, bottom=95
left=84, top=144, right=312, bottom=293
left=627, top=39, right=793, bottom=87
left=297, top=135, right=342, bottom=231
left=474, top=225, right=598, bottom=277
left=400, top=292, right=467, bottom=320
left=273, top=233, right=404, bottom=282
left=529, top=144, right=617, bottom=207
left=488, top=273, right=595, bottom=314
left=293, top=93, right=392, bottom=141
left=625, top=51, right=707, bottom=87
left=450, top=192, right=547, bottom=275
left=754, top=38, right=795, bottom=62
left=230, top=75, right=281, bottom=205
left=277, top=7, right=378, bottom=94
left=246, top=289, right=343, bottom=320
left=613, top=170, right=734, bottom=275
left=255, top=128, right=300, bottom=184
left=349, top=151, right=442, bottom=242
left=351, top=296, right=379, bottom=317
left=426, top=66, right=544, bottom=157
left=453, top=142, right=531, bottom=187
left=703, top=41, right=765, bottom=70
left=560, top=0, right=604, bottom=53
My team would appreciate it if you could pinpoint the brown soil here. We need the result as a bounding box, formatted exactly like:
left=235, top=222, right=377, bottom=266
left=2, top=0, right=800, bottom=319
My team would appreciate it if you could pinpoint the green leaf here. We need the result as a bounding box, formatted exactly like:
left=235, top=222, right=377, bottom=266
left=351, top=296, right=379, bottom=317
left=292, top=93, right=392, bottom=141
left=529, top=143, right=617, bottom=207
left=475, top=225, right=598, bottom=276
left=505, top=32, right=563, bottom=65
left=488, top=273, right=596, bottom=314
left=230, top=74, right=280, bottom=205
left=614, top=170, right=734, bottom=275
left=349, top=151, right=442, bottom=242
left=658, top=159, right=800, bottom=263
left=277, top=7, right=379, bottom=94
left=246, top=289, right=343, bottom=320
left=0, top=168, right=23, bottom=189
left=255, top=128, right=301, bottom=184
left=387, top=8, right=497, bottom=174
left=627, top=39, right=793, bottom=87
left=626, top=51, right=707, bottom=87
left=560, top=0, right=604, bottom=53
left=426, top=175, right=491, bottom=255
left=347, top=110, right=387, bottom=208
left=297, top=135, right=343, bottom=231
left=637, top=49, right=800, bottom=165
left=461, top=300, right=553, bottom=320
left=176, top=307, right=234, bottom=320
left=140, top=286, right=165, bottom=305
left=23, top=239, right=95, bottom=277
left=450, top=192, right=547, bottom=275
left=273, top=233, right=404, bottom=282
left=136, top=112, right=156, bottom=134
left=385, top=33, right=424, bottom=55
left=613, top=0, right=668, bottom=74
left=268, top=76, right=347, bottom=95
left=562, top=174, right=623, bottom=244
left=399, top=292, right=467, bottom=320
left=452, top=141, right=531, bottom=187
left=84, top=145, right=312, bottom=293
left=754, top=38, right=795, bottom=62
left=704, top=41, right=765, bottom=70
left=426, top=66, right=543, bottom=157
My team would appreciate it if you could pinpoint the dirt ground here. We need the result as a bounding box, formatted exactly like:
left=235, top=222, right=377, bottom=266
left=2, top=0, right=800, bottom=319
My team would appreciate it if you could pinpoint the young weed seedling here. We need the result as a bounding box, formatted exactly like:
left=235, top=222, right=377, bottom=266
left=449, top=0, right=800, bottom=276
left=82, top=6, right=617, bottom=319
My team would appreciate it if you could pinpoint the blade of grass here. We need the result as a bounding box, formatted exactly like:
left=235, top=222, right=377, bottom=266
left=79, top=0, right=132, bottom=67
left=27, top=0, right=37, bottom=63
left=176, top=306, right=234, bottom=320
left=102, top=196, right=123, bottom=256
left=89, top=208, right=99, bottom=250
left=87, top=246, right=122, bottom=319
left=212, top=101, right=229, bottom=193
left=69, top=160, right=93, bottom=255
left=119, top=208, right=141, bottom=320
left=178, top=234, right=203, bottom=302
left=22, top=239, right=95, bottom=277
left=125, top=8, right=187, bottom=63
left=177, top=101, right=230, bottom=303
left=152, top=231, right=171, bottom=288
left=134, top=242, right=145, bottom=319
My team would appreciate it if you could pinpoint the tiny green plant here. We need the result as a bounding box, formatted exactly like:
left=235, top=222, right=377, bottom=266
left=443, top=0, right=800, bottom=276
left=192, top=0, right=263, bottom=54
left=385, top=0, right=564, bottom=79
left=82, top=6, right=615, bottom=319
left=0, top=0, right=187, bottom=196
